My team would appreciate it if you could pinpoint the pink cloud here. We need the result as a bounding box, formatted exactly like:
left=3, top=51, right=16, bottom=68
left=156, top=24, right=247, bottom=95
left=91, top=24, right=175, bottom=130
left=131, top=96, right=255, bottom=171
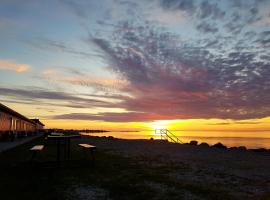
left=0, top=59, right=30, bottom=73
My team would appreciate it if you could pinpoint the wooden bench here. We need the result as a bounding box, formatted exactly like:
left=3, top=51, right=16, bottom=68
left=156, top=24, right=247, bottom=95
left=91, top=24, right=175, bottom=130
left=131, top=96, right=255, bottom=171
left=78, top=143, right=96, bottom=163
left=30, top=145, right=44, bottom=160
left=79, top=144, right=96, bottom=149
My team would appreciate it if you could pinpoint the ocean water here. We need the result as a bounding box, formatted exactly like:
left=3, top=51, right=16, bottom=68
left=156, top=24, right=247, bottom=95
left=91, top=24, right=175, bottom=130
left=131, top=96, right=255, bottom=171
left=81, top=130, right=270, bottom=149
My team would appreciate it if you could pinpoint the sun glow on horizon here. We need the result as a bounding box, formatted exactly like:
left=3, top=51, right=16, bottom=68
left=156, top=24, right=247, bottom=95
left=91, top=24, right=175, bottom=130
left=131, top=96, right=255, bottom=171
left=149, top=120, right=181, bottom=131
left=41, top=117, right=270, bottom=132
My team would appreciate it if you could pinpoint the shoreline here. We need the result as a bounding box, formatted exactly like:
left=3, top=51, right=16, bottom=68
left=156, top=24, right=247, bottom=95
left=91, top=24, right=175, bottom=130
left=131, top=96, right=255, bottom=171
left=81, top=133, right=270, bottom=150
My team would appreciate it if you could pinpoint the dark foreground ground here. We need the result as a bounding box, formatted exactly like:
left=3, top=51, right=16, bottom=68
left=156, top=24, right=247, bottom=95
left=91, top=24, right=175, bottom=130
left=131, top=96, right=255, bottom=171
left=0, top=136, right=270, bottom=200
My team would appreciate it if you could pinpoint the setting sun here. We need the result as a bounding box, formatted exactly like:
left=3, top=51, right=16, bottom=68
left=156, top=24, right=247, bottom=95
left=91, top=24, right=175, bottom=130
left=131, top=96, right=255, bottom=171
left=150, top=120, right=170, bottom=130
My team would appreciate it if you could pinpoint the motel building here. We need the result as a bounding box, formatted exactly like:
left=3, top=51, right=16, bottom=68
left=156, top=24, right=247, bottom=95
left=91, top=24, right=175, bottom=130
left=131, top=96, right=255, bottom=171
left=0, top=103, right=44, bottom=141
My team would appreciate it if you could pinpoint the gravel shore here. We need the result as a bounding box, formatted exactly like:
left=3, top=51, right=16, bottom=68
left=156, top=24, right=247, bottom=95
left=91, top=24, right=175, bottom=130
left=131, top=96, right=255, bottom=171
left=80, top=136, right=270, bottom=199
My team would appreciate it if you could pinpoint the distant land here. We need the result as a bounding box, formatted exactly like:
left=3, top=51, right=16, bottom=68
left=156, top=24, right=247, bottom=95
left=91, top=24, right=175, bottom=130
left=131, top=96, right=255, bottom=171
left=46, top=129, right=110, bottom=133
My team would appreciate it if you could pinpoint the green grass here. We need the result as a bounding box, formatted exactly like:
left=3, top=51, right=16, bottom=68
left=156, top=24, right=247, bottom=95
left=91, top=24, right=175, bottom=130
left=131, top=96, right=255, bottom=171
left=0, top=137, right=252, bottom=200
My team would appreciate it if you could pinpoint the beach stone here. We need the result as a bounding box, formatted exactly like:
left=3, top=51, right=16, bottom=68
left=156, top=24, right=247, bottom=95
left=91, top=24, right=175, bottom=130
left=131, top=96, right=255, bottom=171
left=238, top=146, right=247, bottom=151
left=199, top=142, right=209, bottom=147
left=107, top=136, right=114, bottom=140
left=228, top=147, right=238, bottom=151
left=212, top=142, right=227, bottom=149
left=189, top=140, right=198, bottom=145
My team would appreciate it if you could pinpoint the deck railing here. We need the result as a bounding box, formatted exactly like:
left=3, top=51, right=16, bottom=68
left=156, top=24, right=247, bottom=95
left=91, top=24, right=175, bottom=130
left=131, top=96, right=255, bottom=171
left=155, top=129, right=183, bottom=144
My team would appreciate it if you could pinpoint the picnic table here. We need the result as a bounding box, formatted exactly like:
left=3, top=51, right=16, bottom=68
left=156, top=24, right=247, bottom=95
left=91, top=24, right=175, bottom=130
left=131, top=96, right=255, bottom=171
left=47, top=134, right=81, bottom=163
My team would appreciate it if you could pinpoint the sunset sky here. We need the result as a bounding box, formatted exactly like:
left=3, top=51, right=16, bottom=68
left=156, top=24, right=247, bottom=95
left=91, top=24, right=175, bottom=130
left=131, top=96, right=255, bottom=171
left=0, top=0, right=270, bottom=131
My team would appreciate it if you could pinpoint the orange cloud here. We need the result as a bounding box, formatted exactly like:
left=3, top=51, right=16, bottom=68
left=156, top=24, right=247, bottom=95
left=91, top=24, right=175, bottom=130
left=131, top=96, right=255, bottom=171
left=0, top=59, right=31, bottom=73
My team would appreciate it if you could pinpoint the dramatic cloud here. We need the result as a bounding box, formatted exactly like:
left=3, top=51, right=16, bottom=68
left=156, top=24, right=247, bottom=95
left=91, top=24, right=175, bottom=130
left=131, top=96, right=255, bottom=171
left=0, top=59, right=30, bottom=73
left=31, top=0, right=270, bottom=122
left=1, top=0, right=270, bottom=123
left=87, top=20, right=270, bottom=121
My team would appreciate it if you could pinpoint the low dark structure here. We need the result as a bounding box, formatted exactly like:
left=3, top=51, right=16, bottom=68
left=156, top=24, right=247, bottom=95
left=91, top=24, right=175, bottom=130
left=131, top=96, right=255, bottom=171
left=31, top=119, right=45, bottom=132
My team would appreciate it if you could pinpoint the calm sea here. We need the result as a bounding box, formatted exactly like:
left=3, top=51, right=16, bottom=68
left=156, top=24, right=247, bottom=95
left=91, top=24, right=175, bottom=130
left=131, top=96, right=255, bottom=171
left=81, top=130, right=270, bottom=149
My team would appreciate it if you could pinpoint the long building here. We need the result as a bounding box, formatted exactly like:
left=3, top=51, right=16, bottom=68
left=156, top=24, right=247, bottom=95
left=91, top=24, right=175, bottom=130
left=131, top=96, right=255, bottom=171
left=0, top=103, right=44, bottom=141
left=31, top=119, right=45, bottom=131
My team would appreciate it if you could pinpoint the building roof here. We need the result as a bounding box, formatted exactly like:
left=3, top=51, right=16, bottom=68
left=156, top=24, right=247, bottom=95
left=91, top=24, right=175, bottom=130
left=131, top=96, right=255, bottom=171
left=0, top=103, right=36, bottom=124
left=31, top=119, right=45, bottom=126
